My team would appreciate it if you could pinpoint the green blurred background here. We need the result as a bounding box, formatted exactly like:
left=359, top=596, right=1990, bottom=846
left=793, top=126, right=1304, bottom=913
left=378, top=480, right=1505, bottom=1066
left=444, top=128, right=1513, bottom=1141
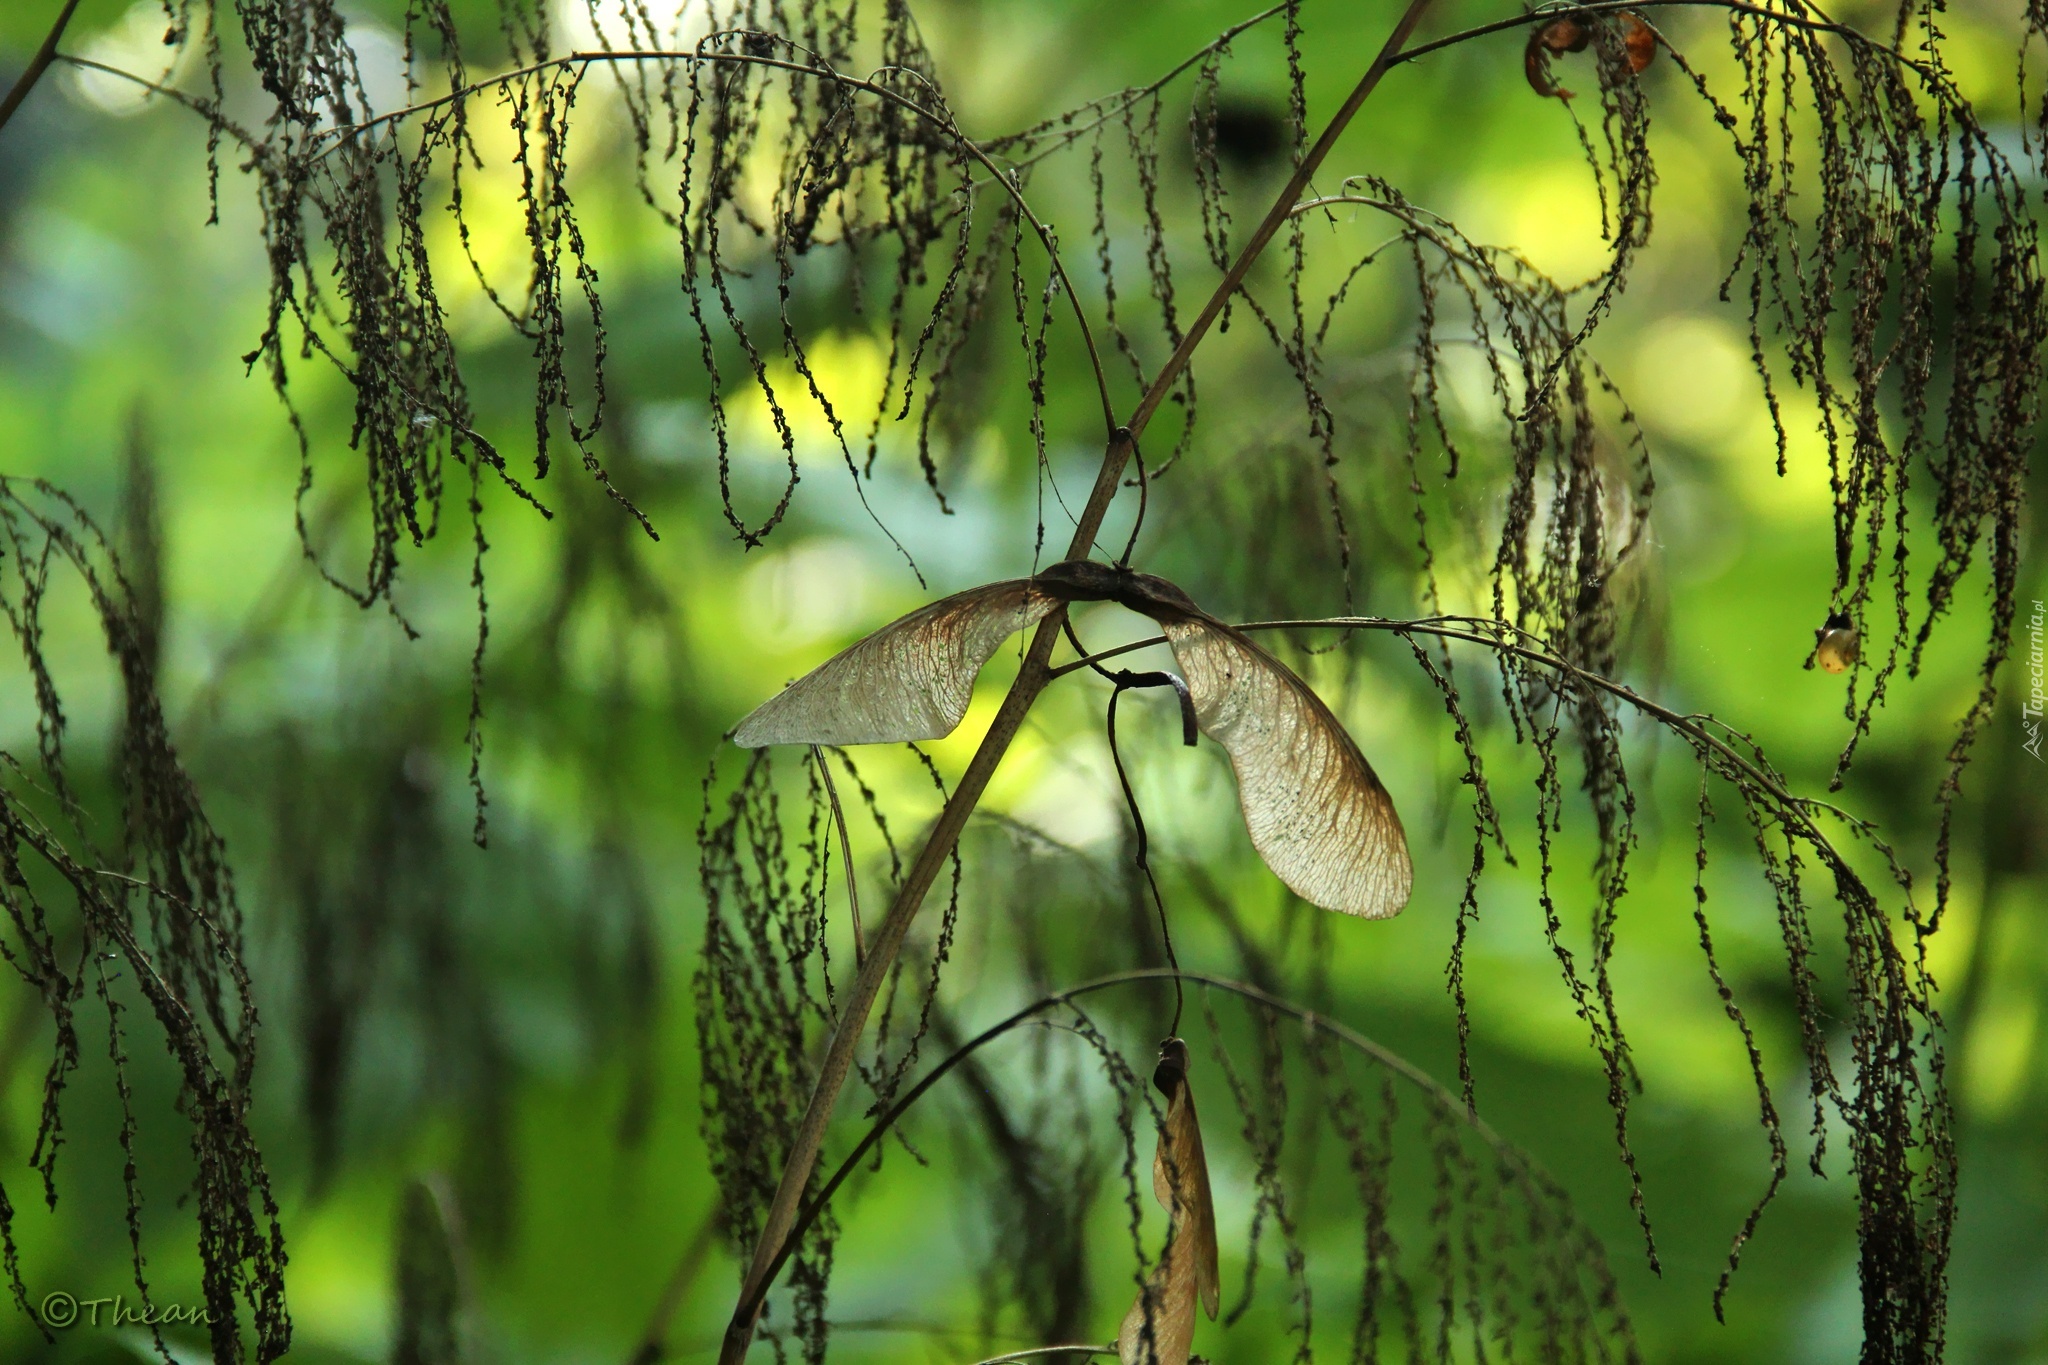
left=0, top=0, right=2043, bottom=1361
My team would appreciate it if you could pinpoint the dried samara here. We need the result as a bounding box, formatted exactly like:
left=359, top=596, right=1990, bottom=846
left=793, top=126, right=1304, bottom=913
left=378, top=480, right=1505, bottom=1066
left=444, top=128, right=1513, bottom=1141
left=1118, top=1039, right=1219, bottom=1365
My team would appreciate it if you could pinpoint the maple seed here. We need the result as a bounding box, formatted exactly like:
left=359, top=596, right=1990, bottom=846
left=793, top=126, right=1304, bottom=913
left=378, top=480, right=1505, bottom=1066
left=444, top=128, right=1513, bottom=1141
left=727, top=560, right=1413, bottom=919
left=1117, top=1039, right=1219, bottom=1365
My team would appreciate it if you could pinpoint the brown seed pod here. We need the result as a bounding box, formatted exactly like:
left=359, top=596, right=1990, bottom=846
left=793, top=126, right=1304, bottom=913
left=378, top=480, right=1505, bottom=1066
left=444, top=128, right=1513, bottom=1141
left=1622, top=13, right=1658, bottom=73
left=1524, top=17, right=1588, bottom=99
left=1815, top=611, right=1859, bottom=674
left=1117, top=1039, right=1219, bottom=1365
left=1539, top=15, right=1591, bottom=51
left=1526, top=14, right=1655, bottom=98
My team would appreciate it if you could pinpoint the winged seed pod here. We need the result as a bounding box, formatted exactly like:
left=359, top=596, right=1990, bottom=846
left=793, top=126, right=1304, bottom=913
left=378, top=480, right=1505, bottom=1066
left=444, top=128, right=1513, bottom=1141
left=1117, top=1039, right=1220, bottom=1365
left=1622, top=14, right=1658, bottom=73
left=729, top=561, right=1412, bottom=918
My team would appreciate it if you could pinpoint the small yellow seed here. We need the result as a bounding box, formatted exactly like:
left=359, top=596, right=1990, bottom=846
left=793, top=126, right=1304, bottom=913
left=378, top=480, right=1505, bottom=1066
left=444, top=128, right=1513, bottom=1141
left=1815, top=624, right=1858, bottom=674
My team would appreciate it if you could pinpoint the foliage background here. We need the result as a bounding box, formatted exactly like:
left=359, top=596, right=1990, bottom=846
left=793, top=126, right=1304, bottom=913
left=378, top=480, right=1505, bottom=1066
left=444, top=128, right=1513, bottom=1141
left=0, top=0, right=2043, bottom=1361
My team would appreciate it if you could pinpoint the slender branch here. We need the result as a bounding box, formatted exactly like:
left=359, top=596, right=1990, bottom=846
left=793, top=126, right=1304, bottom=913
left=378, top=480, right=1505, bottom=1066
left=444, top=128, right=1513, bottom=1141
left=1234, top=616, right=1869, bottom=831
left=752, top=967, right=1572, bottom=1310
left=961, top=1348, right=1116, bottom=1364
left=1386, top=0, right=1936, bottom=80
left=180, top=483, right=350, bottom=740
left=715, top=4, right=1439, bottom=1359
left=1118, top=0, right=1438, bottom=447
left=1053, top=612, right=1874, bottom=838
left=53, top=54, right=259, bottom=145
left=972, top=2, right=1291, bottom=180
left=55, top=38, right=1118, bottom=436
left=0, top=0, right=83, bottom=138
left=1289, top=193, right=1410, bottom=219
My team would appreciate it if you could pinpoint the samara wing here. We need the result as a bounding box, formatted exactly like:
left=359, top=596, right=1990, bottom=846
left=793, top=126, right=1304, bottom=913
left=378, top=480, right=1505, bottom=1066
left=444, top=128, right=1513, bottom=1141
left=1158, top=1048, right=1220, bottom=1322
left=730, top=579, right=1059, bottom=748
left=1162, top=620, right=1412, bottom=918
left=1117, top=1042, right=1218, bottom=1365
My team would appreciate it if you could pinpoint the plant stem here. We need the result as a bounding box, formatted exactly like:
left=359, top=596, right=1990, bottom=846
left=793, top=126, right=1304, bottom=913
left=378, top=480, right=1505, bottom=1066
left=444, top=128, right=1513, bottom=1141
left=714, top=3, right=1437, bottom=1358
left=0, top=0, right=84, bottom=139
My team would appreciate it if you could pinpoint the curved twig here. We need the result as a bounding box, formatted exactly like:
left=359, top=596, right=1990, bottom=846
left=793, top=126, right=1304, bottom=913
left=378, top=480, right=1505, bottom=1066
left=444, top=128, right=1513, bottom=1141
left=1052, top=612, right=1881, bottom=845
left=974, top=2, right=1291, bottom=179
left=1389, top=0, right=1937, bottom=79
left=52, top=38, right=1119, bottom=439
left=749, top=967, right=1585, bottom=1319
left=50, top=56, right=263, bottom=148
left=623, top=1206, right=722, bottom=1365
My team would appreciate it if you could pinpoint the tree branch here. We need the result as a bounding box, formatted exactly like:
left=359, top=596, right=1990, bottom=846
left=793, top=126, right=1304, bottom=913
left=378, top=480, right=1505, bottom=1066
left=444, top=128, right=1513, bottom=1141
left=0, top=0, right=84, bottom=139
left=623, top=1207, right=721, bottom=1365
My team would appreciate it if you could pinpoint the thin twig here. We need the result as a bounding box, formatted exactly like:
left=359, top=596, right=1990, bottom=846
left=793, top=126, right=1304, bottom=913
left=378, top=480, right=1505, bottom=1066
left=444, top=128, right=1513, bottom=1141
left=179, top=483, right=351, bottom=741
left=972, top=3, right=1291, bottom=181
left=752, top=967, right=1573, bottom=1308
left=1389, top=0, right=1937, bottom=80
left=1104, top=676, right=1186, bottom=1034
left=814, top=747, right=865, bottom=966
left=1117, top=0, right=1438, bottom=449
left=0, top=0, right=83, bottom=139
left=1053, top=613, right=1873, bottom=836
left=52, top=38, right=1119, bottom=438
left=53, top=54, right=260, bottom=146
